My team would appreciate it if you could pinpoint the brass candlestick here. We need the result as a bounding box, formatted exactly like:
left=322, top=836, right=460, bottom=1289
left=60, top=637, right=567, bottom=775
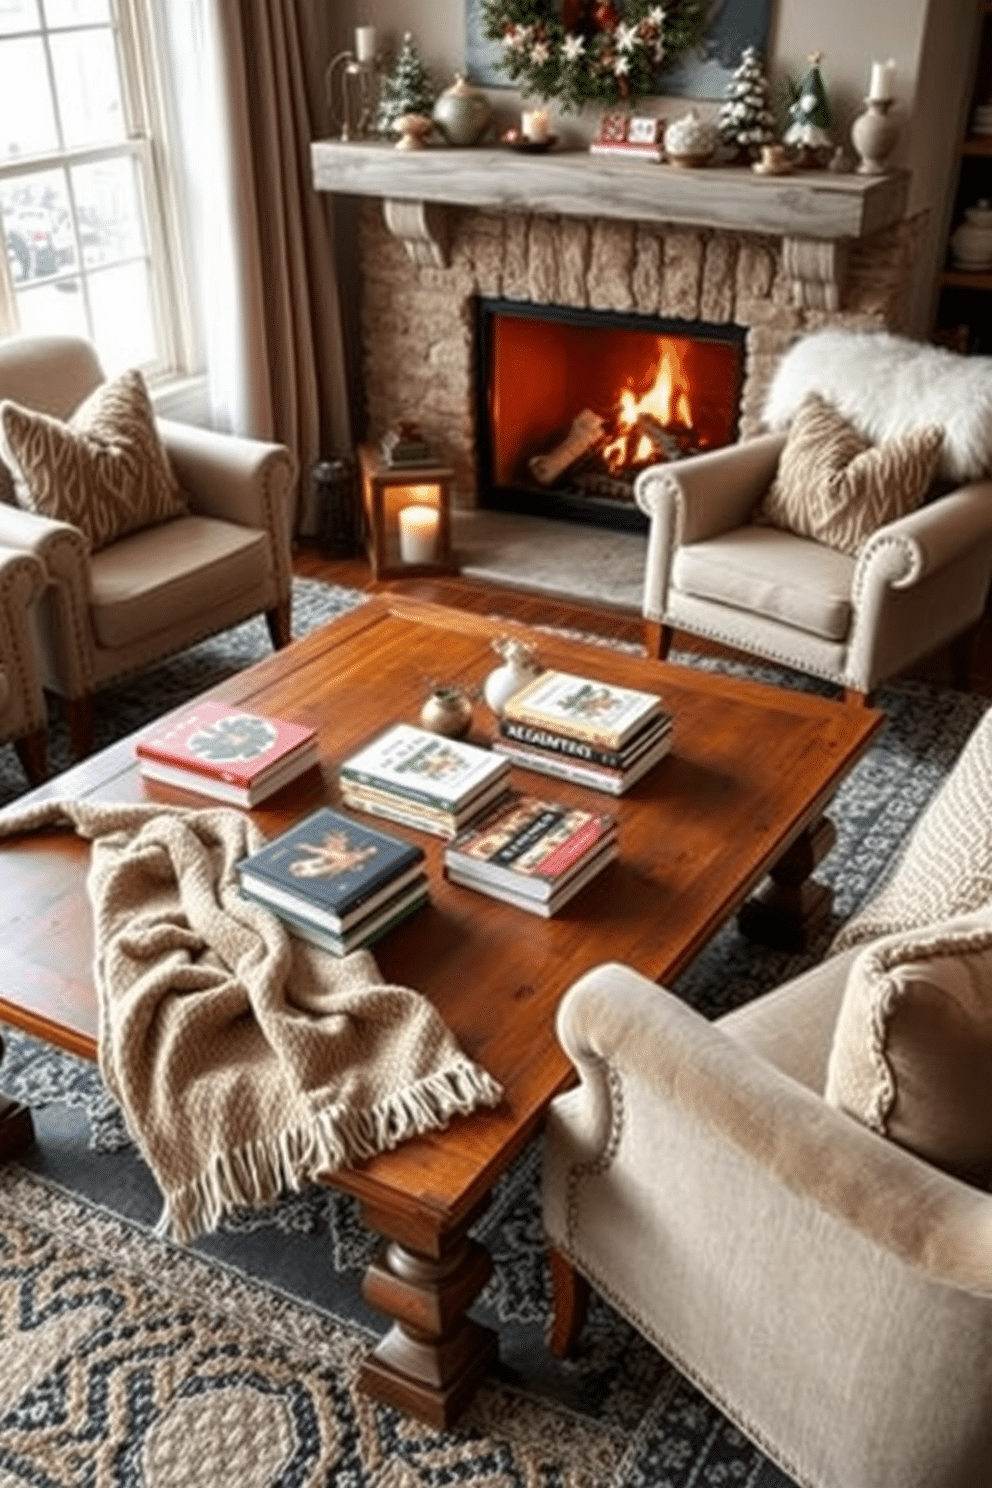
left=325, top=50, right=378, bottom=141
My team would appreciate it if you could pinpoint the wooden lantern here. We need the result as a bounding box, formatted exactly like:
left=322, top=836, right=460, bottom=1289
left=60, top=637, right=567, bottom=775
left=357, top=443, right=457, bottom=580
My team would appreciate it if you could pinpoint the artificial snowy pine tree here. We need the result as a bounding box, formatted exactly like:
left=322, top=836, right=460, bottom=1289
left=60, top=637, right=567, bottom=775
left=376, top=32, right=436, bottom=137
left=783, top=52, right=833, bottom=161
left=718, top=47, right=776, bottom=159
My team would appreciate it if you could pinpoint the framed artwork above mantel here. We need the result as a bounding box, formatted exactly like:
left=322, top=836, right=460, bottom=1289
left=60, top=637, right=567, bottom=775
left=465, top=0, right=772, bottom=102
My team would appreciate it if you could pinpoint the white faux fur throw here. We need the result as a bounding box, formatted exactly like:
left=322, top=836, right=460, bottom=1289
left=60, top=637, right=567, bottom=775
left=762, top=329, right=992, bottom=484
left=0, top=798, right=502, bottom=1241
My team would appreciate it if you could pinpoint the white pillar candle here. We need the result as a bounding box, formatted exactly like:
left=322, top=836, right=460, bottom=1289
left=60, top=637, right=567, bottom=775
left=355, top=25, right=377, bottom=63
left=868, top=59, right=896, bottom=101
left=522, top=109, right=550, bottom=143
left=398, top=504, right=439, bottom=563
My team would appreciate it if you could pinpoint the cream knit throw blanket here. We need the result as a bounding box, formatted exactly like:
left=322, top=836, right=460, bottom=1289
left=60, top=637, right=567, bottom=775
left=0, top=799, right=502, bottom=1241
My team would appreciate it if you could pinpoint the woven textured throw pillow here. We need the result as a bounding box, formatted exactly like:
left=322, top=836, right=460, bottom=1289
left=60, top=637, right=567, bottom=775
left=825, top=921, right=992, bottom=1186
left=833, top=705, right=992, bottom=952
left=757, top=393, right=944, bottom=556
left=0, top=369, right=186, bottom=551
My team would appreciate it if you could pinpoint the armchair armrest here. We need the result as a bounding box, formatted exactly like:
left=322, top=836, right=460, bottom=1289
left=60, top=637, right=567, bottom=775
left=551, top=960, right=992, bottom=1292
left=0, top=543, right=46, bottom=732
left=855, top=480, right=992, bottom=589
left=0, top=503, right=88, bottom=584
left=0, top=505, right=92, bottom=697
left=157, top=419, right=297, bottom=589
left=634, top=434, right=785, bottom=624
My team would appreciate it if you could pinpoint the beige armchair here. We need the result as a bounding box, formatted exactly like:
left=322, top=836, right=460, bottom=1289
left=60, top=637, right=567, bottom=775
left=0, top=542, right=47, bottom=786
left=635, top=332, right=992, bottom=702
left=543, top=702, right=992, bottom=1487
left=0, top=335, right=297, bottom=756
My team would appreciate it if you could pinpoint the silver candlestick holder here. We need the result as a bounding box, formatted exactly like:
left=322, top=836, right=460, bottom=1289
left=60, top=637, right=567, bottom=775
left=325, top=50, right=378, bottom=141
left=850, top=97, right=899, bottom=175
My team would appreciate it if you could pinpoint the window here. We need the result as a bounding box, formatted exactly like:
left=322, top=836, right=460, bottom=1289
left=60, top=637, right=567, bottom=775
left=0, top=0, right=193, bottom=380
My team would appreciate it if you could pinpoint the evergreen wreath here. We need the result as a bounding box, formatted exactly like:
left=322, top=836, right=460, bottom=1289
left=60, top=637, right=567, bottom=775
left=481, top=1, right=707, bottom=112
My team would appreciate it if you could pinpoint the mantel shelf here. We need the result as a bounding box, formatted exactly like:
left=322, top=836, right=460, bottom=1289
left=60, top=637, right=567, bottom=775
left=311, top=138, right=909, bottom=242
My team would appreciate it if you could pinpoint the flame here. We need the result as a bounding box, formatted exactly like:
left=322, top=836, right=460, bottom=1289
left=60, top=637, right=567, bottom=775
left=601, top=343, right=694, bottom=473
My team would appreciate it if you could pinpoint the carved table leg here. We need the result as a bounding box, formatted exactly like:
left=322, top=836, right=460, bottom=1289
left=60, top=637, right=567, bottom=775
left=357, top=1199, right=498, bottom=1428
left=0, top=1036, right=34, bottom=1160
left=737, top=816, right=837, bottom=952
left=547, top=1246, right=590, bottom=1359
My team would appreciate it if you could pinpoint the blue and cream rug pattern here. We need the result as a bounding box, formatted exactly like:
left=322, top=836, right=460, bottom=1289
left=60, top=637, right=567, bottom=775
left=0, top=577, right=986, bottom=1486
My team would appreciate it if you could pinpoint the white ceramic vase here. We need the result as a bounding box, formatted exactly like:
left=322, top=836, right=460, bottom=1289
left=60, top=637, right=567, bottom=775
left=951, top=200, right=992, bottom=270
left=483, top=638, right=542, bottom=717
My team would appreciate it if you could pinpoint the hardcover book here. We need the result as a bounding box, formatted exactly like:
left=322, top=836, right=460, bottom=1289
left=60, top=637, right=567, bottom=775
left=501, top=670, right=668, bottom=751
left=340, top=723, right=510, bottom=811
left=236, top=806, right=425, bottom=931
left=444, top=793, right=617, bottom=903
left=498, top=711, right=672, bottom=770
left=492, top=731, right=672, bottom=795
left=240, top=878, right=430, bottom=955
left=137, top=700, right=319, bottom=806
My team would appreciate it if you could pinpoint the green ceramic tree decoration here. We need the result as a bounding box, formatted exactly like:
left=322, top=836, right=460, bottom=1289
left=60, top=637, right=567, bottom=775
left=783, top=51, right=833, bottom=166
left=718, top=46, right=776, bottom=161
left=375, top=31, right=436, bottom=138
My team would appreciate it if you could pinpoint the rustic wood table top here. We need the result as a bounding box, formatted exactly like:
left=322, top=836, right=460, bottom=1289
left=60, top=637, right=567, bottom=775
left=0, top=594, right=883, bottom=1424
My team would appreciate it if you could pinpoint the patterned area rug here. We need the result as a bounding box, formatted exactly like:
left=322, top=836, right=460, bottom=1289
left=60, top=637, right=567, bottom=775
left=0, top=577, right=987, bottom=1487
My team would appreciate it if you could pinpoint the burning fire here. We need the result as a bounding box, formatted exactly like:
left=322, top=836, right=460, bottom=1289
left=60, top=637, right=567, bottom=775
left=600, top=342, right=694, bottom=473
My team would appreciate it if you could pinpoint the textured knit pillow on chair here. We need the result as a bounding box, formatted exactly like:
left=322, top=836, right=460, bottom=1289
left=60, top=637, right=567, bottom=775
left=757, top=392, right=944, bottom=555
left=825, top=919, right=992, bottom=1187
left=0, top=368, right=186, bottom=551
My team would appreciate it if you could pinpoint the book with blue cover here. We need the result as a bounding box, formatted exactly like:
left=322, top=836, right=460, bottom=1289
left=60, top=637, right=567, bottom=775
left=236, top=806, right=426, bottom=934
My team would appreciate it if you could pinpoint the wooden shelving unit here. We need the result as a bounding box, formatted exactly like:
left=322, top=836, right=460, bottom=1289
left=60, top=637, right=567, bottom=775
left=935, top=0, right=992, bottom=350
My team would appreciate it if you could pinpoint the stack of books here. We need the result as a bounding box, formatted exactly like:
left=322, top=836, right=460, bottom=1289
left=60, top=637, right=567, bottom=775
left=444, top=792, right=618, bottom=916
left=136, top=699, right=320, bottom=807
left=236, top=806, right=428, bottom=957
left=493, top=669, right=673, bottom=795
left=339, top=723, right=512, bottom=838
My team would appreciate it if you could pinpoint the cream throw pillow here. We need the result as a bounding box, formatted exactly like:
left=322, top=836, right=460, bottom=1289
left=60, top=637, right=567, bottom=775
left=833, top=706, right=992, bottom=952
left=826, top=922, right=992, bottom=1186
left=758, top=393, right=944, bottom=556
left=0, top=369, right=186, bottom=551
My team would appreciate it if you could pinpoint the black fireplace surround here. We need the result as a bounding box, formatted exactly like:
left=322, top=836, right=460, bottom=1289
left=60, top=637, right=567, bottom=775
left=474, top=297, right=746, bottom=533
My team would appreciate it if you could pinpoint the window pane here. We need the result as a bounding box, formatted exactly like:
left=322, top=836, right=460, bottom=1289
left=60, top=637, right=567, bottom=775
left=71, top=155, right=145, bottom=267
left=0, top=168, right=70, bottom=282
left=43, top=0, right=110, bottom=25
left=0, top=1, right=41, bottom=37
left=88, top=261, right=156, bottom=372
left=50, top=27, right=124, bottom=146
left=14, top=275, right=89, bottom=337
left=0, top=37, right=59, bottom=156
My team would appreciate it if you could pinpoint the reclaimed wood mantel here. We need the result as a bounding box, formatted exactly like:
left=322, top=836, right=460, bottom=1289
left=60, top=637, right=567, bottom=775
left=311, top=138, right=910, bottom=309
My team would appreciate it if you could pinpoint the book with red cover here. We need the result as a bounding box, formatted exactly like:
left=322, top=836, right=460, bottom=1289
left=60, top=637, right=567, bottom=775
left=136, top=700, right=320, bottom=807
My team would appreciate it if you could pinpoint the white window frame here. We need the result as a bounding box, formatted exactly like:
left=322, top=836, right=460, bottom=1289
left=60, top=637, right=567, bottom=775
left=0, top=0, right=197, bottom=384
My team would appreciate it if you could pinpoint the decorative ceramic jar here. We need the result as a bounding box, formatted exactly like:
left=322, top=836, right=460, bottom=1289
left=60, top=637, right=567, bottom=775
left=951, top=199, right=992, bottom=271
left=394, top=113, right=434, bottom=151
left=663, top=108, right=719, bottom=168
left=432, top=74, right=492, bottom=147
left=420, top=685, right=473, bottom=738
left=483, top=637, right=542, bottom=717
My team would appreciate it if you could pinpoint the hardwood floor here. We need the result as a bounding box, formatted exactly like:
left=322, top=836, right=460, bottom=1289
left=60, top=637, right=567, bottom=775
left=292, top=540, right=992, bottom=695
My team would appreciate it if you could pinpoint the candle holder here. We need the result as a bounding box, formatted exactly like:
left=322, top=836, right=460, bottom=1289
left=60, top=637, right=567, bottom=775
left=850, top=97, right=898, bottom=175
left=325, top=50, right=378, bottom=140
left=357, top=443, right=457, bottom=579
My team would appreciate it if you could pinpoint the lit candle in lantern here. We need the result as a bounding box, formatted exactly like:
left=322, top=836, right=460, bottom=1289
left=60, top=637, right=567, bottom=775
left=355, top=25, right=377, bottom=63
left=868, top=59, right=896, bottom=101
left=398, top=504, right=439, bottom=563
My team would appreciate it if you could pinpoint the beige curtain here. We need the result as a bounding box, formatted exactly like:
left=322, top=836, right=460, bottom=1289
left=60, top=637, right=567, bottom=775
left=213, top=1, right=352, bottom=533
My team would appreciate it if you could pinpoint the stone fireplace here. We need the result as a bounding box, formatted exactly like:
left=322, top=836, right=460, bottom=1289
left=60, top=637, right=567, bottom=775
left=313, top=142, right=924, bottom=521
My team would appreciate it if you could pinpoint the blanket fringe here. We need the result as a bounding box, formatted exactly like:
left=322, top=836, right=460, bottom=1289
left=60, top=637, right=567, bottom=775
left=157, top=1057, right=503, bottom=1243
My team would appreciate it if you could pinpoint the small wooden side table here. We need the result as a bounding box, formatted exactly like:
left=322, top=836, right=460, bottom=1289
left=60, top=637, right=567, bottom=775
left=357, top=443, right=458, bottom=580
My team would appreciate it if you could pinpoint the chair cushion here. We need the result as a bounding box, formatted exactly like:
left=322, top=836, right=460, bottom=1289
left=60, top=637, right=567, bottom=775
left=0, top=369, right=187, bottom=552
left=825, top=920, right=992, bottom=1186
left=672, top=525, right=854, bottom=641
left=88, top=514, right=271, bottom=650
left=756, top=393, right=944, bottom=556
left=763, top=327, right=992, bottom=483
left=833, top=707, right=992, bottom=951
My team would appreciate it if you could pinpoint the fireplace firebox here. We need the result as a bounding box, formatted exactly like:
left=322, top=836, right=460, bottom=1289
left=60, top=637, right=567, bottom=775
left=475, top=298, right=746, bottom=532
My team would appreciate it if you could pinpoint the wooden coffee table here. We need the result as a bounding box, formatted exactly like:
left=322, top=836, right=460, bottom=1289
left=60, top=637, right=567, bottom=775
left=0, top=595, right=882, bottom=1426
